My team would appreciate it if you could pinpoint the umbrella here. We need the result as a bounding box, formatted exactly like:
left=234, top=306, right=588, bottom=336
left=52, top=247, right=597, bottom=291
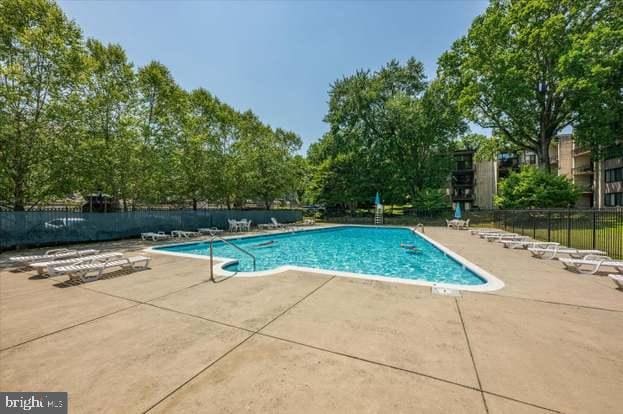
left=454, top=203, right=462, bottom=219
left=374, top=192, right=381, bottom=207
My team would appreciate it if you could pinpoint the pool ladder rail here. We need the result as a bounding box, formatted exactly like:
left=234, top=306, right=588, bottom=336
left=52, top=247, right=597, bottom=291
left=209, top=235, right=256, bottom=281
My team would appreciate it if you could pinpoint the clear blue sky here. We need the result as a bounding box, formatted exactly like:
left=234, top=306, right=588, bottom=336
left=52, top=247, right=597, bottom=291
left=58, top=0, right=489, bottom=152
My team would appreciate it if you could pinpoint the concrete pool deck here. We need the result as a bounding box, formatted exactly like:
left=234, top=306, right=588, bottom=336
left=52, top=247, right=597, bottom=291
left=1, top=226, right=622, bottom=413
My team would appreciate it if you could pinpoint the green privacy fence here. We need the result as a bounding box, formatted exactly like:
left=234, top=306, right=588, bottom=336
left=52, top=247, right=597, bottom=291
left=0, top=209, right=302, bottom=251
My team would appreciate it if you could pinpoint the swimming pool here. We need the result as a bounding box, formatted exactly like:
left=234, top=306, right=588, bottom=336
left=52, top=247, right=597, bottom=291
left=150, top=226, right=503, bottom=291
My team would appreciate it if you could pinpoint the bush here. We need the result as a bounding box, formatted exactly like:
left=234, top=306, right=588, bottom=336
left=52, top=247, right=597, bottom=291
left=495, top=167, right=579, bottom=208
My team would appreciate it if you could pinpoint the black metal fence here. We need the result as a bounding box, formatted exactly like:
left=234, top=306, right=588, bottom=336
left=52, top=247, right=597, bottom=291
left=325, top=207, right=623, bottom=259
left=0, top=209, right=302, bottom=251
left=493, top=209, right=623, bottom=259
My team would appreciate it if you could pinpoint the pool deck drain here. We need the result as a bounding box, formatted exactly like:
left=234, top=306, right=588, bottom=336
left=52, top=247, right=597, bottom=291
left=1, top=226, right=622, bottom=413
left=432, top=286, right=461, bottom=296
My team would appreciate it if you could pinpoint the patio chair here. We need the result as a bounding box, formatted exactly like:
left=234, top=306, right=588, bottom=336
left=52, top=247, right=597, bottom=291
left=9, top=248, right=100, bottom=265
left=559, top=256, right=623, bottom=275
left=31, top=252, right=124, bottom=276
left=239, top=219, right=252, bottom=231
left=50, top=255, right=151, bottom=283
left=528, top=246, right=607, bottom=260
left=141, top=232, right=171, bottom=241
left=608, top=274, right=623, bottom=289
left=457, top=219, right=470, bottom=230
left=228, top=219, right=240, bottom=232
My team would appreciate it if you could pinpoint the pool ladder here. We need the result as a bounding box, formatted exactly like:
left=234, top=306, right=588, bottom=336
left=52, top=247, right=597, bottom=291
left=209, top=235, right=256, bottom=281
left=374, top=205, right=384, bottom=225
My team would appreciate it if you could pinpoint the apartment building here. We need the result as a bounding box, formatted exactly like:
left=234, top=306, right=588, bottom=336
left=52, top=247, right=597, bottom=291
left=450, top=135, right=623, bottom=210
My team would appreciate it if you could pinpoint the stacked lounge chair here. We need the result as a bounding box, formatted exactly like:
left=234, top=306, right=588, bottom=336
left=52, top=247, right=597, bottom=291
left=171, top=230, right=201, bottom=238
left=31, top=252, right=124, bottom=275
left=609, top=274, right=623, bottom=289
left=528, top=246, right=607, bottom=260
left=49, top=255, right=151, bottom=283
left=559, top=255, right=623, bottom=275
left=9, top=249, right=99, bottom=265
left=141, top=232, right=171, bottom=241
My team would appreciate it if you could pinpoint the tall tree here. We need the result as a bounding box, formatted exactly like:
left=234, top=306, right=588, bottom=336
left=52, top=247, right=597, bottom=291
left=0, top=0, right=85, bottom=210
left=80, top=39, right=141, bottom=210
left=136, top=61, right=186, bottom=204
left=313, top=58, right=464, bottom=207
left=438, top=0, right=623, bottom=170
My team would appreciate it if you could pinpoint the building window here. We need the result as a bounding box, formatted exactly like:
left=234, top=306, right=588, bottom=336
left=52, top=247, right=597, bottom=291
left=605, top=192, right=623, bottom=207
left=605, top=167, right=623, bottom=183
left=526, top=154, right=537, bottom=165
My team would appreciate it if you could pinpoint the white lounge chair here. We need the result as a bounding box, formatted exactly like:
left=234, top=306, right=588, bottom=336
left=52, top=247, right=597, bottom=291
left=9, top=248, right=100, bottom=265
left=559, top=256, right=623, bottom=275
left=50, top=255, right=151, bottom=283
left=171, top=230, right=201, bottom=238
left=478, top=231, right=518, bottom=239
left=31, top=252, right=124, bottom=275
left=470, top=229, right=499, bottom=236
left=608, top=274, right=623, bottom=289
left=271, top=217, right=287, bottom=228
left=482, top=233, right=521, bottom=241
left=198, top=227, right=224, bottom=236
left=528, top=246, right=607, bottom=260
left=141, top=232, right=171, bottom=241
left=498, top=240, right=559, bottom=249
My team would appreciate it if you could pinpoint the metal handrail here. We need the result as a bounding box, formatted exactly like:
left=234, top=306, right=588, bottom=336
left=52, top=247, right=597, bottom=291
left=209, top=235, right=256, bottom=281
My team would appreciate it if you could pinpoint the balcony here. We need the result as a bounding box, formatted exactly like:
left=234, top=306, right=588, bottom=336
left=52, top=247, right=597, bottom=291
left=576, top=183, right=594, bottom=193
left=452, top=194, right=474, bottom=201
left=453, top=162, right=473, bottom=172
left=573, top=165, right=594, bottom=175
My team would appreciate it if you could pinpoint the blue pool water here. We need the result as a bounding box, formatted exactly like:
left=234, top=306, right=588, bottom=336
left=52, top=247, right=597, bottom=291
left=155, top=226, right=485, bottom=285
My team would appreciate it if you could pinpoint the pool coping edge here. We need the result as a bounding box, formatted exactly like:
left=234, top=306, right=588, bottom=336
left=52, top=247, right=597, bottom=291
left=144, top=225, right=505, bottom=292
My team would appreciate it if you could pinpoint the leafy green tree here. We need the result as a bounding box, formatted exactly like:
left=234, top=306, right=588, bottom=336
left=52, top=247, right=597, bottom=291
left=0, top=0, right=85, bottom=210
left=495, top=166, right=579, bottom=208
left=136, top=61, right=186, bottom=204
left=412, top=188, right=451, bottom=210
left=80, top=39, right=141, bottom=210
left=314, top=59, right=464, bottom=207
left=438, top=0, right=623, bottom=170
left=236, top=111, right=302, bottom=209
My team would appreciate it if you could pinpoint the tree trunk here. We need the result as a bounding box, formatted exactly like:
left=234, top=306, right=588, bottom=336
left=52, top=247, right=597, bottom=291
left=538, top=133, right=552, bottom=173
left=192, top=198, right=197, bottom=211
left=265, top=200, right=271, bottom=210
left=13, top=175, right=25, bottom=211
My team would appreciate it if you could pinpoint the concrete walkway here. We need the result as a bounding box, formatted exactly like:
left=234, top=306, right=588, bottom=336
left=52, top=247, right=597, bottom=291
left=1, top=227, right=621, bottom=413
